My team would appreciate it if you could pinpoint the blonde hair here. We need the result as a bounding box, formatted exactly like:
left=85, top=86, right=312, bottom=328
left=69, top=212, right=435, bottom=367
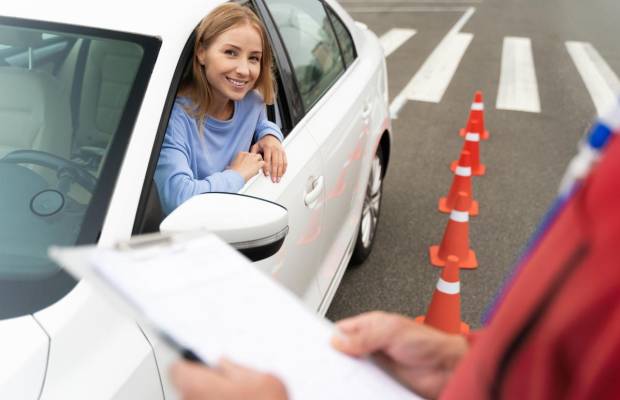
left=180, top=3, right=276, bottom=127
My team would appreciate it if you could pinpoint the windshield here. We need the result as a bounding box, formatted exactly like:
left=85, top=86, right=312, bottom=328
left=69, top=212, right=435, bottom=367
left=0, top=17, right=160, bottom=319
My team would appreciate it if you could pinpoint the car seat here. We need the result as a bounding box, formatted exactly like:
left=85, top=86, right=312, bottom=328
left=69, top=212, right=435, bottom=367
left=73, top=39, right=143, bottom=152
left=0, top=28, right=72, bottom=160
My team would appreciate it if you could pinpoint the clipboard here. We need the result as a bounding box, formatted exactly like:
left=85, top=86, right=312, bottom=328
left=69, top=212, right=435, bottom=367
left=49, top=231, right=209, bottom=363
left=49, top=231, right=420, bottom=400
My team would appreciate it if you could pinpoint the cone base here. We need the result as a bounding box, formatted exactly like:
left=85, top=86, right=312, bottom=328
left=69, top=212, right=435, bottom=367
left=459, top=128, right=490, bottom=140
left=438, top=197, right=479, bottom=216
left=415, top=315, right=470, bottom=334
left=429, top=245, right=478, bottom=269
left=451, top=160, right=486, bottom=176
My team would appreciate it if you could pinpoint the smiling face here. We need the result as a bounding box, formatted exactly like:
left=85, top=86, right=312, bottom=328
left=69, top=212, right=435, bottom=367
left=197, top=23, right=263, bottom=106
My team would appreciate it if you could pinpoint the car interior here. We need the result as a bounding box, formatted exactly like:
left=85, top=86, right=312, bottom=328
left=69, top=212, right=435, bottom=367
left=0, top=23, right=144, bottom=278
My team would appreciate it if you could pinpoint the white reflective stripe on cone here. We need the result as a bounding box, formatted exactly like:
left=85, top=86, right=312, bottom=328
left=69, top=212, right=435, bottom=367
left=471, top=102, right=484, bottom=110
left=455, top=166, right=472, bottom=176
left=465, top=132, right=480, bottom=142
left=451, top=210, right=469, bottom=222
left=437, top=278, right=460, bottom=294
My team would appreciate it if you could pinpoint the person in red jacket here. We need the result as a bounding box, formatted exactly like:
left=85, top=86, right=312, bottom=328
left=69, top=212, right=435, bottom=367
left=171, top=122, right=620, bottom=399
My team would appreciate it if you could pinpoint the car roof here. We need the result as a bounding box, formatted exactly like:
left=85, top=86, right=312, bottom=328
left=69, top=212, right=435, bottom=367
left=1, top=0, right=227, bottom=38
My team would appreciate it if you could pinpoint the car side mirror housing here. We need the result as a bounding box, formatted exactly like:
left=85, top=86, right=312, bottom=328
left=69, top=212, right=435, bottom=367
left=160, top=193, right=288, bottom=262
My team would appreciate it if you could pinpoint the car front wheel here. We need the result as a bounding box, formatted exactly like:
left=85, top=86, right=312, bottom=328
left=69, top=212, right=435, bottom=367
left=350, top=147, right=384, bottom=265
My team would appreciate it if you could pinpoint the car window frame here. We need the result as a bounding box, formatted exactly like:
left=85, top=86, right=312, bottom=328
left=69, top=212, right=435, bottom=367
left=324, top=3, right=357, bottom=68
left=259, top=0, right=348, bottom=116
left=252, top=0, right=305, bottom=127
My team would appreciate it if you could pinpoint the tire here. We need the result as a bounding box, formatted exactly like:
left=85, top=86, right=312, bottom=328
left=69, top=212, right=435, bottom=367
left=350, top=146, right=385, bottom=266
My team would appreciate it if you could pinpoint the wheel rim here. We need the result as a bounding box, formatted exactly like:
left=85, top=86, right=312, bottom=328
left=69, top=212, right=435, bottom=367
left=360, top=155, right=382, bottom=248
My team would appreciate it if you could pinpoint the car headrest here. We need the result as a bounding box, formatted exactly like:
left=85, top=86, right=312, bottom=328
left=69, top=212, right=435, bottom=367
left=0, top=27, right=43, bottom=48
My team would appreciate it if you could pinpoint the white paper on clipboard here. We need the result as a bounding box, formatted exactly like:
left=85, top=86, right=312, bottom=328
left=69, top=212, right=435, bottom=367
left=49, top=231, right=420, bottom=400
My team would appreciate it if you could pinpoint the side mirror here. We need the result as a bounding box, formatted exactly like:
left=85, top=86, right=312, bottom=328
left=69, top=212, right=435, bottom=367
left=159, top=193, right=288, bottom=262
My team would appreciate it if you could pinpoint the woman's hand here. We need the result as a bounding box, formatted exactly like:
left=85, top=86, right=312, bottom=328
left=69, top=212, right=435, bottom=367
left=332, top=311, right=469, bottom=400
left=229, top=152, right=265, bottom=182
left=251, top=134, right=287, bottom=183
left=171, top=358, right=288, bottom=400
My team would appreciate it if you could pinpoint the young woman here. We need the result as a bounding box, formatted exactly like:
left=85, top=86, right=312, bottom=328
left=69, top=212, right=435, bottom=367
left=155, top=3, right=287, bottom=215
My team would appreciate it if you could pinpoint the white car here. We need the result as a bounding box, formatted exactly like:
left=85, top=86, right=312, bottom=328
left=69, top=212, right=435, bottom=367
left=0, top=0, right=391, bottom=398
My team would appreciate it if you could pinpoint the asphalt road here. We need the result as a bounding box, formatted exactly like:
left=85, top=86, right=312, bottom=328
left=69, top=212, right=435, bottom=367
left=326, top=0, right=620, bottom=327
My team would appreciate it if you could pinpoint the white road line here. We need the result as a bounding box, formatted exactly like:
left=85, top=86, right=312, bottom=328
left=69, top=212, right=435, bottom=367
left=566, top=41, right=620, bottom=116
left=380, top=28, right=417, bottom=57
left=496, top=37, right=541, bottom=113
left=404, top=33, right=473, bottom=103
left=389, top=93, right=408, bottom=119
left=401, top=7, right=475, bottom=104
left=447, top=6, right=475, bottom=34
left=388, top=6, right=475, bottom=117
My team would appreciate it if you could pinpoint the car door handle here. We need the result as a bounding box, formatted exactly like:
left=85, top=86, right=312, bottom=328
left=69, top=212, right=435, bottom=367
left=361, top=102, right=372, bottom=119
left=304, top=176, right=324, bottom=206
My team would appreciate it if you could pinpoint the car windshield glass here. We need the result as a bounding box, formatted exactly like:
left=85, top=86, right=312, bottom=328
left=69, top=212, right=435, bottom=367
left=0, top=18, right=159, bottom=319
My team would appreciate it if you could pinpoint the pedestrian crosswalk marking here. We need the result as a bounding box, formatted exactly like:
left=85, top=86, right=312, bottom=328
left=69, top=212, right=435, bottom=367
left=401, top=6, right=474, bottom=104
left=389, top=7, right=475, bottom=116
left=380, top=28, right=417, bottom=57
left=496, top=37, right=541, bottom=113
left=390, top=7, right=476, bottom=118
left=384, top=12, right=618, bottom=117
left=405, top=33, right=473, bottom=103
left=566, top=41, right=620, bottom=116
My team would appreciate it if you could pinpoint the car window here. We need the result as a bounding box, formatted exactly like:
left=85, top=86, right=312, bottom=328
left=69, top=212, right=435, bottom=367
left=325, top=5, right=356, bottom=67
left=264, top=0, right=345, bottom=111
left=0, top=18, right=159, bottom=319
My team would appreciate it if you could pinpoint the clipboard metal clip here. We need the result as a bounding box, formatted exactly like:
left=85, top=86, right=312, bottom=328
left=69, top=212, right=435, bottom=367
left=114, top=230, right=211, bottom=254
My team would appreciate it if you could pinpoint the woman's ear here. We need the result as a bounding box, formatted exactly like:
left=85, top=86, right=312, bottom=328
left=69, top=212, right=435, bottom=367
left=196, top=46, right=208, bottom=67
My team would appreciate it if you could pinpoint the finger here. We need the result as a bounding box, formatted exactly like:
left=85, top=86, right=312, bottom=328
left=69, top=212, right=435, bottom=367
left=275, top=151, right=283, bottom=182
left=218, top=358, right=253, bottom=378
left=237, top=152, right=250, bottom=162
left=170, top=361, right=228, bottom=400
left=281, top=151, right=288, bottom=177
left=262, top=147, right=272, bottom=176
left=331, top=311, right=402, bottom=356
left=271, top=151, right=280, bottom=182
left=218, top=358, right=288, bottom=399
left=250, top=143, right=260, bottom=154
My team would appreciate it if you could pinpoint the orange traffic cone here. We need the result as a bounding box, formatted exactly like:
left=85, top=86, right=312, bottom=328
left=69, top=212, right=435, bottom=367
left=451, top=118, right=486, bottom=176
left=439, top=150, right=479, bottom=216
left=416, top=255, right=469, bottom=334
left=430, top=192, right=478, bottom=269
left=459, top=91, right=489, bottom=141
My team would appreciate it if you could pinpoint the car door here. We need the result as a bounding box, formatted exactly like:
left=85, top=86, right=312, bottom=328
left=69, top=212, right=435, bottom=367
left=262, top=0, right=372, bottom=302
left=0, top=316, right=48, bottom=399
left=240, top=1, right=326, bottom=310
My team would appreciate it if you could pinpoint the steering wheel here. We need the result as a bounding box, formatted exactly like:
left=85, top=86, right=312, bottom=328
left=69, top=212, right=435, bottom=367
left=1, top=149, right=97, bottom=193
